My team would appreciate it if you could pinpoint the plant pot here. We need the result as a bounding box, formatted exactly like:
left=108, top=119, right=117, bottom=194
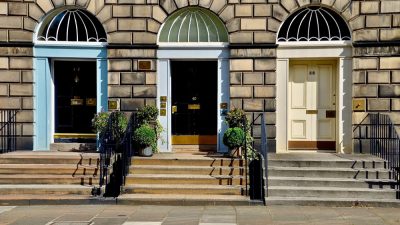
left=229, top=147, right=242, bottom=158
left=138, top=146, right=153, bottom=157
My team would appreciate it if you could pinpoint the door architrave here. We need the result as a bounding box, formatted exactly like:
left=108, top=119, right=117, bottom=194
left=157, top=45, right=230, bottom=153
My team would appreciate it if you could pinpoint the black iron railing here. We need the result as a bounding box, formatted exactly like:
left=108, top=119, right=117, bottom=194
left=354, top=113, right=400, bottom=199
left=244, top=113, right=268, bottom=204
left=95, top=112, right=138, bottom=197
left=0, top=110, right=18, bottom=154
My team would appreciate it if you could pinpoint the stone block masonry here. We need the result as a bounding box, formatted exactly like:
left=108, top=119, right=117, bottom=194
left=0, top=47, right=33, bottom=150
left=0, top=0, right=397, bottom=153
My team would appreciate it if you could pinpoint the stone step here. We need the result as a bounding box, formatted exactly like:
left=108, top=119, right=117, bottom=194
left=0, top=164, right=99, bottom=175
left=269, top=167, right=392, bottom=179
left=0, top=194, right=115, bottom=206
left=269, top=176, right=398, bottom=189
left=0, top=174, right=99, bottom=185
left=132, top=157, right=243, bottom=167
left=129, top=165, right=244, bottom=176
left=117, top=194, right=254, bottom=206
left=0, top=184, right=94, bottom=195
left=265, top=196, right=400, bottom=208
left=268, top=186, right=398, bottom=199
left=0, top=154, right=99, bottom=165
left=50, top=143, right=96, bottom=152
left=268, top=159, right=387, bottom=169
left=124, top=184, right=244, bottom=195
left=125, top=174, right=244, bottom=185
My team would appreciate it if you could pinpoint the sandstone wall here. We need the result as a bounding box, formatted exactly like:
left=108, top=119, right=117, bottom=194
left=0, top=0, right=398, bottom=150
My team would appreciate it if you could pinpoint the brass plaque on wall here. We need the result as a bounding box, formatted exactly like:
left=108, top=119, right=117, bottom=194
left=71, top=99, right=84, bottom=106
left=306, top=110, right=318, bottom=114
left=220, top=103, right=228, bottom=109
left=326, top=110, right=336, bottom=118
left=353, top=99, right=366, bottom=111
left=108, top=100, right=119, bottom=110
left=138, top=60, right=151, bottom=70
left=160, top=96, right=167, bottom=102
left=160, top=102, right=167, bottom=108
left=160, top=109, right=166, bottom=116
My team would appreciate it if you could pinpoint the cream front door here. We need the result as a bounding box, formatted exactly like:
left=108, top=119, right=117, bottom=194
left=288, top=60, right=336, bottom=150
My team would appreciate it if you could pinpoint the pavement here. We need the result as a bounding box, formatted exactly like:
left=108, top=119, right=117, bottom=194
left=0, top=205, right=399, bottom=225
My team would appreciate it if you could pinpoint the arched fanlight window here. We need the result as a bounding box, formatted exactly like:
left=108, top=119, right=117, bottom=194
left=277, top=6, right=351, bottom=42
left=158, top=7, right=228, bottom=43
left=36, top=6, right=107, bottom=42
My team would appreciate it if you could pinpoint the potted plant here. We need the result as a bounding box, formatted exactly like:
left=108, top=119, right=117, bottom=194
left=223, top=127, right=245, bottom=158
left=134, top=105, right=164, bottom=155
left=224, top=108, right=257, bottom=160
left=92, top=111, right=128, bottom=144
left=133, top=123, right=157, bottom=157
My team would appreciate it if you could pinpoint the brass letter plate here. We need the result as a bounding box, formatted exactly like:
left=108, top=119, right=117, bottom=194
left=71, top=99, right=84, bottom=106
left=326, top=110, right=336, bottom=118
left=188, top=104, right=201, bottom=110
left=306, top=110, right=318, bottom=114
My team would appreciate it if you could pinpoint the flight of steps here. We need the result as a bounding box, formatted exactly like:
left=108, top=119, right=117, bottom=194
left=119, top=152, right=253, bottom=205
left=266, top=153, right=400, bottom=207
left=0, top=151, right=101, bottom=205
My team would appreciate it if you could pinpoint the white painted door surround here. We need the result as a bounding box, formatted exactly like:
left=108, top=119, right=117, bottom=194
left=157, top=45, right=230, bottom=153
left=276, top=42, right=353, bottom=154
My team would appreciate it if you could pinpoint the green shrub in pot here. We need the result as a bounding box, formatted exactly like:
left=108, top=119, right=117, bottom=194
left=133, top=123, right=157, bottom=156
left=223, top=127, right=245, bottom=157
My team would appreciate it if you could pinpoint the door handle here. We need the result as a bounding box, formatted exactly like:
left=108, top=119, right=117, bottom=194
left=172, top=105, right=177, bottom=114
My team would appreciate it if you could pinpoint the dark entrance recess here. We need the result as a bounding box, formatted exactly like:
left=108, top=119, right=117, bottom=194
left=54, top=61, right=96, bottom=139
left=171, top=61, right=218, bottom=144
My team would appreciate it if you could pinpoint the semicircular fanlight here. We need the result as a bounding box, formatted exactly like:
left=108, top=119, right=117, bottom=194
left=158, top=7, right=229, bottom=43
left=277, top=6, right=351, bottom=42
left=37, top=7, right=107, bottom=42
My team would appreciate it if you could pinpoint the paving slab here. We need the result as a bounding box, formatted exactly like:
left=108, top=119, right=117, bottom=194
left=0, top=205, right=398, bottom=225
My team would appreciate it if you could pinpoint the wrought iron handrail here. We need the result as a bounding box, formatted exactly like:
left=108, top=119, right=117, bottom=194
left=354, top=113, right=400, bottom=199
left=95, top=112, right=138, bottom=197
left=0, top=110, right=18, bottom=154
left=243, top=113, right=268, bottom=204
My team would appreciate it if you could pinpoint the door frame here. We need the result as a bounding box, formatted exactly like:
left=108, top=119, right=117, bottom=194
left=157, top=45, right=230, bottom=153
left=276, top=41, right=353, bottom=154
left=33, top=44, right=108, bottom=150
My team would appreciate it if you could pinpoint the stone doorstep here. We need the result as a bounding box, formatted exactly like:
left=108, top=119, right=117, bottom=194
left=265, top=196, right=400, bottom=208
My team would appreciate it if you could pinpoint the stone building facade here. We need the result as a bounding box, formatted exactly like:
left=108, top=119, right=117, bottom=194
left=0, top=0, right=399, bottom=153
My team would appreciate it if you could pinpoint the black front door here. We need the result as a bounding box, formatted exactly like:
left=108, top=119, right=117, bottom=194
left=54, top=61, right=96, bottom=134
left=171, top=61, right=218, bottom=145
